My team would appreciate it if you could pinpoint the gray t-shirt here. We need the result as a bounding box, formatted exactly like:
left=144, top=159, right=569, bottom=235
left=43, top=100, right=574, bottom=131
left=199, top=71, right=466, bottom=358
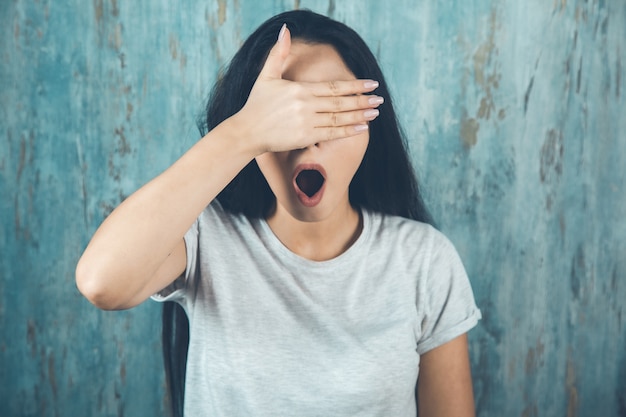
left=153, top=201, right=481, bottom=417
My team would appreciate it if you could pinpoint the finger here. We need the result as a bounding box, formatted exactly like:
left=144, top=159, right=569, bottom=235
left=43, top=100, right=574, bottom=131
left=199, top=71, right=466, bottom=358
left=315, top=108, right=380, bottom=127
left=258, top=24, right=291, bottom=80
left=311, top=124, right=370, bottom=143
left=304, top=79, right=379, bottom=97
left=314, top=94, right=384, bottom=113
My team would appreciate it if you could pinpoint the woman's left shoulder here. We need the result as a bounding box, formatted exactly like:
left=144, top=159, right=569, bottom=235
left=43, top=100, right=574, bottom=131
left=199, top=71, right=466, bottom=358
left=367, top=211, right=465, bottom=263
left=370, top=211, right=443, bottom=245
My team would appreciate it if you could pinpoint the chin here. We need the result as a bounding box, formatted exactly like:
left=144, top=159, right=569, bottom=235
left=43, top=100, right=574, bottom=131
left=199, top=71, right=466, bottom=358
left=286, top=207, right=329, bottom=223
left=281, top=199, right=335, bottom=223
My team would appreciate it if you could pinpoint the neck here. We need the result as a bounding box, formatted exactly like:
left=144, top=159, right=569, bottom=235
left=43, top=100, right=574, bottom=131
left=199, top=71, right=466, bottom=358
left=265, top=203, right=363, bottom=262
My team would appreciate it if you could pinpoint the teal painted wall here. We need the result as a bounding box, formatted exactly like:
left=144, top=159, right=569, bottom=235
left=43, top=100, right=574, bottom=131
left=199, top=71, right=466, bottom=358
left=1, top=1, right=625, bottom=416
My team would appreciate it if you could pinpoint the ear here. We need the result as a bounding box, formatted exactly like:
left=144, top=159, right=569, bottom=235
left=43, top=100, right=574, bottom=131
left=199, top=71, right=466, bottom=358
left=258, top=24, right=291, bottom=80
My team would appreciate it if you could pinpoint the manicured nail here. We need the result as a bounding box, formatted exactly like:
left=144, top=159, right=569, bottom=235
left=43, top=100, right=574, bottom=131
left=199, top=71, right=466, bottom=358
left=364, top=80, right=379, bottom=89
left=368, top=96, right=384, bottom=105
left=364, top=109, right=379, bottom=119
left=278, top=23, right=287, bottom=42
left=354, top=124, right=369, bottom=132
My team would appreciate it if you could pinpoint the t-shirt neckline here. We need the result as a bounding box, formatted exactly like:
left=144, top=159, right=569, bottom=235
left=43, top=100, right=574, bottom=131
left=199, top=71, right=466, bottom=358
left=256, top=208, right=373, bottom=271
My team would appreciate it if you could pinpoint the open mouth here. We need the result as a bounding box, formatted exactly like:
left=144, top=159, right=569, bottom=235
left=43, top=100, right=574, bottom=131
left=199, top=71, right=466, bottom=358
left=295, top=169, right=325, bottom=197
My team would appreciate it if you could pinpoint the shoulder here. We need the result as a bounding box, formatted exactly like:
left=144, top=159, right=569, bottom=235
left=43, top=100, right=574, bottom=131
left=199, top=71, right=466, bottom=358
left=367, top=210, right=454, bottom=255
left=364, top=210, right=467, bottom=280
left=196, top=199, right=251, bottom=229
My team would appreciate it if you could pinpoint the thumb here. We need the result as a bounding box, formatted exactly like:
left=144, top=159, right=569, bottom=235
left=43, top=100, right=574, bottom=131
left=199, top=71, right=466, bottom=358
left=259, top=24, right=291, bottom=80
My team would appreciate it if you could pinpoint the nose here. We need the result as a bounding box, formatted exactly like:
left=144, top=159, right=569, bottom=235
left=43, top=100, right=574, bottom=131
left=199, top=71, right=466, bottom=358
left=295, top=143, right=319, bottom=151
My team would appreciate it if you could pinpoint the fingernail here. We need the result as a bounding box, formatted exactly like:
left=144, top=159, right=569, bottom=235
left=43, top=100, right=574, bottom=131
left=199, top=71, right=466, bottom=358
left=278, top=24, right=287, bottom=42
left=354, top=124, right=369, bottom=132
left=368, top=96, right=384, bottom=105
left=364, top=109, right=379, bottom=119
left=364, top=80, right=379, bottom=89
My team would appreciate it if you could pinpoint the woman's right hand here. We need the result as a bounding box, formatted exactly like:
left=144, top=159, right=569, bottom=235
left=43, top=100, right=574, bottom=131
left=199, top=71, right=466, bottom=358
left=229, top=25, right=383, bottom=155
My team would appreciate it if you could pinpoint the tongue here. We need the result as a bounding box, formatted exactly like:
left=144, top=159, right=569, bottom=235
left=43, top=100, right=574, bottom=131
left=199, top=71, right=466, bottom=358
left=296, top=170, right=324, bottom=197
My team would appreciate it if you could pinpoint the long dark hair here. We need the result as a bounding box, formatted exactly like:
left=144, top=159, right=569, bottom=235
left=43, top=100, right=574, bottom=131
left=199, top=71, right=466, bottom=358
left=163, top=9, right=433, bottom=416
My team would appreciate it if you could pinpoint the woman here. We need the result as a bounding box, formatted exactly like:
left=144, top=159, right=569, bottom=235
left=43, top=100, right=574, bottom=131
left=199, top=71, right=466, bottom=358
left=76, top=10, right=481, bottom=417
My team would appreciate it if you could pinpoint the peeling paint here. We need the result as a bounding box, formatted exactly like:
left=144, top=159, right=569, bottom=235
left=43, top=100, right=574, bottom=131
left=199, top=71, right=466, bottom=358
left=48, top=354, right=58, bottom=400
left=2, top=2, right=625, bottom=416
left=27, top=319, right=37, bottom=357
left=472, top=7, right=501, bottom=122
left=125, top=102, right=133, bottom=122
left=522, top=404, right=538, bottom=417
left=327, top=0, right=336, bottom=17
left=109, top=23, right=123, bottom=51
left=524, top=76, right=534, bottom=115
left=524, top=338, right=545, bottom=375
left=93, top=0, right=103, bottom=26
left=539, top=129, right=564, bottom=184
left=554, top=0, right=568, bottom=12
left=217, top=0, right=227, bottom=26
left=617, top=51, right=621, bottom=98
left=460, top=115, right=480, bottom=148
left=114, top=127, right=131, bottom=156
left=570, top=245, right=586, bottom=302
left=169, top=34, right=178, bottom=60
left=566, top=354, right=578, bottom=417
left=576, top=56, right=582, bottom=94
left=111, top=0, right=119, bottom=18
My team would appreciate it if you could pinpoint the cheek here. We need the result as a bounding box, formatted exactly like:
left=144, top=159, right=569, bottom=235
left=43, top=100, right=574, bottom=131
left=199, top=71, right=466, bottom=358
left=255, top=154, right=289, bottom=190
left=356, top=133, right=370, bottom=162
left=332, top=133, right=369, bottom=175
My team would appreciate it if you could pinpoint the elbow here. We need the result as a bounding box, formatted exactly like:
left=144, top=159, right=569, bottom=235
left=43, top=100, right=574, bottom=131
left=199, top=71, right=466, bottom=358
left=75, top=256, right=130, bottom=311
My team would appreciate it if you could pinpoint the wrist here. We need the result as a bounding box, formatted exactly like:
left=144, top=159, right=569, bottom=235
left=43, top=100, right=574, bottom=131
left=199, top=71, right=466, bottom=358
left=212, top=113, right=264, bottom=159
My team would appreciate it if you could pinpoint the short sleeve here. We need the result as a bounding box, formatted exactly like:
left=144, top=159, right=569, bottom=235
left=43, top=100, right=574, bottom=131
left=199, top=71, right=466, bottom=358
left=150, top=218, right=199, bottom=306
left=416, top=232, right=481, bottom=355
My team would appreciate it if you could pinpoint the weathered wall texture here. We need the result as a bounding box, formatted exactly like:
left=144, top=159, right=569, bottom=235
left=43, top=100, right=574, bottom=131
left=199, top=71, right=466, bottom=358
left=1, top=1, right=625, bottom=416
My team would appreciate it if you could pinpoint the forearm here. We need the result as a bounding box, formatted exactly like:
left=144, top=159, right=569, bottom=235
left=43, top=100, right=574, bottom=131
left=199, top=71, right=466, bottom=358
left=76, top=119, right=257, bottom=309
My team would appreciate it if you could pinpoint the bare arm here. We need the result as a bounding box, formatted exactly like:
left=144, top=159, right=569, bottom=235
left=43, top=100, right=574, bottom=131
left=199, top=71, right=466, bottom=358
left=75, top=121, right=255, bottom=310
left=75, top=26, right=382, bottom=310
left=417, top=334, right=476, bottom=417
